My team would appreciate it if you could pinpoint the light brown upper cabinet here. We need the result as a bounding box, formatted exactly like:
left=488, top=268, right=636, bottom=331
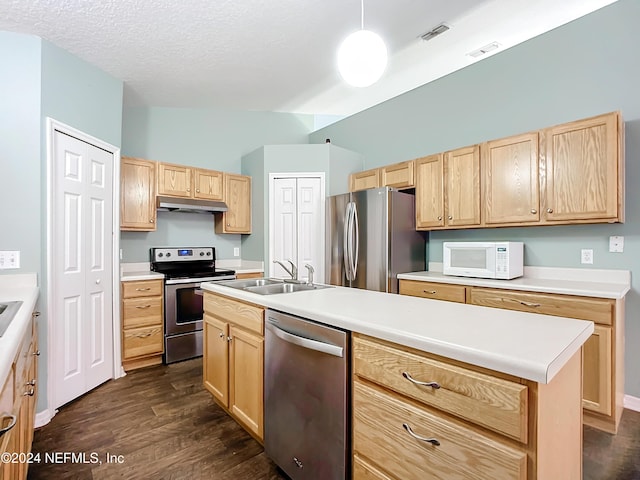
left=157, top=162, right=224, bottom=201
left=381, top=160, right=414, bottom=188
left=216, top=174, right=252, bottom=234
left=349, top=168, right=381, bottom=192
left=541, top=111, right=624, bottom=224
left=120, top=156, right=157, bottom=231
left=415, top=154, right=444, bottom=228
left=482, top=132, right=540, bottom=225
left=415, top=146, right=480, bottom=229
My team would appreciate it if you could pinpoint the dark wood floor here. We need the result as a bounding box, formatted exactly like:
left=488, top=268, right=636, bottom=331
left=27, top=359, right=640, bottom=479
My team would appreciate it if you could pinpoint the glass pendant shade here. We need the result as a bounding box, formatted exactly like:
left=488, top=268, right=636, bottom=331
left=337, top=29, right=388, bottom=88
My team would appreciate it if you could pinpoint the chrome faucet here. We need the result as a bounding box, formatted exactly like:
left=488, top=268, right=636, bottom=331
left=273, top=260, right=298, bottom=282
left=304, top=264, right=314, bottom=285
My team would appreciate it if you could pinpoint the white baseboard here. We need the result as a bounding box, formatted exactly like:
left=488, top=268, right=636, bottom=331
left=624, top=395, right=640, bottom=412
left=34, top=408, right=56, bottom=428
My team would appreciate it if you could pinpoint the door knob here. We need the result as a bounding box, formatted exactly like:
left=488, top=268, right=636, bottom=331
left=96, top=279, right=101, bottom=284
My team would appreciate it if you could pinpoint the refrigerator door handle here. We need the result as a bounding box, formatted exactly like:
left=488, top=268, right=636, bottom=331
left=351, top=202, right=359, bottom=280
left=343, top=202, right=353, bottom=281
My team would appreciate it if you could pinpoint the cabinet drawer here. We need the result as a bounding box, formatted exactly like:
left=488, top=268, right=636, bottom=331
left=122, top=296, right=163, bottom=328
left=382, top=161, right=414, bottom=188
left=354, top=381, right=527, bottom=480
left=353, top=335, right=528, bottom=442
left=399, top=280, right=466, bottom=303
left=122, top=280, right=163, bottom=299
left=354, top=454, right=394, bottom=480
left=123, top=325, right=164, bottom=359
left=468, top=288, right=614, bottom=325
left=204, top=293, right=264, bottom=335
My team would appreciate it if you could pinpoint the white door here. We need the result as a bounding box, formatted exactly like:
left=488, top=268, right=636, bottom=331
left=52, top=130, right=114, bottom=408
left=271, top=175, right=324, bottom=282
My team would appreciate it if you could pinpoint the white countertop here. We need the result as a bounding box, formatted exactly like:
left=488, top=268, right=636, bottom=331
left=0, top=274, right=39, bottom=386
left=217, top=259, right=264, bottom=275
left=398, top=265, right=631, bottom=299
left=201, top=281, right=593, bottom=385
left=119, top=260, right=264, bottom=281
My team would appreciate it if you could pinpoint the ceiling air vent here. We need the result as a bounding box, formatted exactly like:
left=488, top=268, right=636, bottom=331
left=420, top=23, right=450, bottom=42
left=467, top=42, right=501, bottom=58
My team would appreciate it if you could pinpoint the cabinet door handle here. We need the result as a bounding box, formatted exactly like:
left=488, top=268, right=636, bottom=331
left=227, top=336, right=232, bottom=342
left=402, top=372, right=440, bottom=389
left=547, top=208, right=553, bottom=213
left=33, top=350, right=41, bottom=357
left=531, top=209, right=537, bottom=214
left=402, top=423, right=440, bottom=446
left=23, top=388, right=35, bottom=397
left=422, top=290, right=437, bottom=295
left=26, top=379, right=36, bottom=387
left=0, top=414, right=17, bottom=435
left=448, top=215, right=453, bottom=220
left=135, top=305, right=152, bottom=309
left=219, top=332, right=224, bottom=338
left=196, top=189, right=200, bottom=193
left=150, top=219, right=155, bottom=223
left=437, top=216, right=442, bottom=221
left=135, top=287, right=151, bottom=291
left=32, top=311, right=41, bottom=318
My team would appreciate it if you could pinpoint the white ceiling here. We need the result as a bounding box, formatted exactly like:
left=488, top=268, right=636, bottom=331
left=0, top=0, right=617, bottom=117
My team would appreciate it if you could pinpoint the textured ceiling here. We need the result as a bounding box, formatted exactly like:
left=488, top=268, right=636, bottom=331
left=0, top=0, right=618, bottom=116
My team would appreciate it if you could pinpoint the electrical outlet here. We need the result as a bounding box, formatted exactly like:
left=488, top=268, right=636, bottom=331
left=609, top=236, right=624, bottom=253
left=233, top=247, right=240, bottom=257
left=0, top=250, right=20, bottom=269
left=581, top=249, right=593, bottom=265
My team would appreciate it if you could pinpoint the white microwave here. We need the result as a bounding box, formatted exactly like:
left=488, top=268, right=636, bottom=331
left=443, top=242, right=524, bottom=279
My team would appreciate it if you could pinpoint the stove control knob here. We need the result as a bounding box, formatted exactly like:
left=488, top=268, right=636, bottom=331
left=207, top=252, right=211, bottom=256
left=200, top=252, right=204, bottom=256
left=166, top=252, right=171, bottom=257
left=158, top=253, right=163, bottom=257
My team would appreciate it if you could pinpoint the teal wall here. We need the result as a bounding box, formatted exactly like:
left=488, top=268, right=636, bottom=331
left=240, top=144, right=363, bottom=267
left=0, top=32, right=42, bottom=273
left=120, top=107, right=315, bottom=261
left=311, top=0, right=640, bottom=397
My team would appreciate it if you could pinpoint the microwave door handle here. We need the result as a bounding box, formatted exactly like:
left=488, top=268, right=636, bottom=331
left=351, top=202, right=359, bottom=280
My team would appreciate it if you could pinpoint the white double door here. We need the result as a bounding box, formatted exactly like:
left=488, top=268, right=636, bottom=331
left=52, top=129, right=114, bottom=409
left=270, top=175, right=324, bottom=282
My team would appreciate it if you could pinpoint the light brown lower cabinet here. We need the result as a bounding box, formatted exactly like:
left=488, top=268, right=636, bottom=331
left=203, top=292, right=264, bottom=441
left=234, top=272, right=264, bottom=280
left=352, top=333, right=583, bottom=480
left=399, top=279, right=625, bottom=434
left=1, top=314, right=38, bottom=480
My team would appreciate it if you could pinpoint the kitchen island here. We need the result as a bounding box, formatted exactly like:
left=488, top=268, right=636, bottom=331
left=201, top=281, right=593, bottom=479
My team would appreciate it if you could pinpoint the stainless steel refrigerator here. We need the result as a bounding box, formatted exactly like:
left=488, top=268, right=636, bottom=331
left=326, top=187, right=426, bottom=293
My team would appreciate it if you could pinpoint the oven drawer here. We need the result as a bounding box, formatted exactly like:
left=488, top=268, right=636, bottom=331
left=122, top=280, right=163, bottom=299
left=122, top=296, right=163, bottom=328
left=123, top=325, right=164, bottom=359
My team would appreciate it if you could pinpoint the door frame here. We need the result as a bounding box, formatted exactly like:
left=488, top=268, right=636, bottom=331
left=268, top=172, right=325, bottom=278
left=43, top=118, right=122, bottom=425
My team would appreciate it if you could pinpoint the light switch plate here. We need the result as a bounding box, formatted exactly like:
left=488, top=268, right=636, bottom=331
left=233, top=247, right=240, bottom=257
left=0, top=250, right=20, bottom=269
left=609, top=236, right=624, bottom=253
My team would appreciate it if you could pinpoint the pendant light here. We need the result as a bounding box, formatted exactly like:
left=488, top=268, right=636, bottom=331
left=337, top=0, right=388, bottom=88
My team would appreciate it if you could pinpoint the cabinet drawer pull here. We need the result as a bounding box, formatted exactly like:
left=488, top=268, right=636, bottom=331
left=23, top=387, right=35, bottom=397
left=0, top=413, right=17, bottom=435
left=423, top=290, right=437, bottom=295
left=402, top=371, right=440, bottom=389
left=135, top=305, right=152, bottom=309
left=135, top=332, right=153, bottom=338
left=507, top=298, right=541, bottom=308
left=530, top=209, right=537, bottom=214
left=402, top=423, right=440, bottom=446
left=135, top=287, right=152, bottom=291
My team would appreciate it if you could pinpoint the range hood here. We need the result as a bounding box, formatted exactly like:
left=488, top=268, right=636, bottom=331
left=156, top=196, right=228, bottom=213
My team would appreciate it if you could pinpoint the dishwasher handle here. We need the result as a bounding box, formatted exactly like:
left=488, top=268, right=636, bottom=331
left=267, top=321, right=344, bottom=358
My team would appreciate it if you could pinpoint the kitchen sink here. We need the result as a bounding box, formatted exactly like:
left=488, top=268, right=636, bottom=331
left=244, top=283, right=333, bottom=295
left=0, top=301, right=23, bottom=337
left=218, top=278, right=284, bottom=289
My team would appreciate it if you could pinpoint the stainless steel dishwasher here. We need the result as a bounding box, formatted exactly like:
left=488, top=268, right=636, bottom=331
left=264, top=309, right=350, bottom=480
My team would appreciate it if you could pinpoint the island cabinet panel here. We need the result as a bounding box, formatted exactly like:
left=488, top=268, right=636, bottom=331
left=541, top=112, right=622, bottom=223
left=353, top=381, right=527, bottom=480
left=350, top=168, right=381, bottom=192
left=482, top=133, right=540, bottom=225
left=203, top=292, right=264, bottom=442
left=352, top=333, right=584, bottom=480
left=353, top=335, right=528, bottom=443
left=399, top=279, right=466, bottom=303
left=120, top=156, right=157, bottom=231
left=582, top=325, right=612, bottom=416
